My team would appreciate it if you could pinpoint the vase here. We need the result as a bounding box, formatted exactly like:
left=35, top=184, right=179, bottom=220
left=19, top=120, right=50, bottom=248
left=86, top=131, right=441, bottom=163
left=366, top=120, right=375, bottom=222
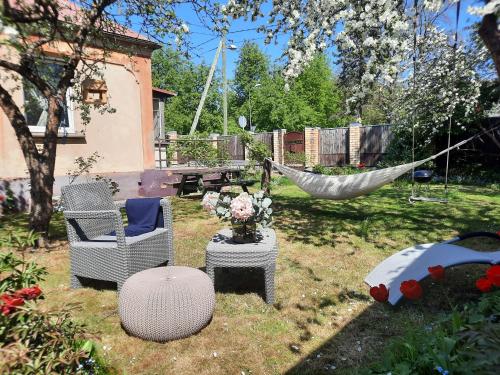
left=231, top=221, right=257, bottom=243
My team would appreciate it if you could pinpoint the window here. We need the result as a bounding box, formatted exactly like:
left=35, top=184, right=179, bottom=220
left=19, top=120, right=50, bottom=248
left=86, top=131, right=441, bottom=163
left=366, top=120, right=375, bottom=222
left=23, top=61, right=74, bottom=134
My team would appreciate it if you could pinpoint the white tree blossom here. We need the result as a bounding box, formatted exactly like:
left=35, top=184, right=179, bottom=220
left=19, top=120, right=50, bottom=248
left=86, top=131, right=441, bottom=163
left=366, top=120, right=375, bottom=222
left=225, top=0, right=484, bottom=128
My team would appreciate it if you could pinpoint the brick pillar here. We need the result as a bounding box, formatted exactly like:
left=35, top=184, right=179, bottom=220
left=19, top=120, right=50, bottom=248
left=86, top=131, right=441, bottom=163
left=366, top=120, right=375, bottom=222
left=273, top=129, right=286, bottom=164
left=167, top=131, right=178, bottom=165
left=304, top=127, right=320, bottom=167
left=210, top=133, right=219, bottom=149
left=349, top=122, right=361, bottom=166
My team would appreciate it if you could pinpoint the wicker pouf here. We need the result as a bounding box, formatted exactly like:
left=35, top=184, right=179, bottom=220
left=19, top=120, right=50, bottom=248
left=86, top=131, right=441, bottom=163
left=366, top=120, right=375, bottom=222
left=118, top=266, right=215, bottom=342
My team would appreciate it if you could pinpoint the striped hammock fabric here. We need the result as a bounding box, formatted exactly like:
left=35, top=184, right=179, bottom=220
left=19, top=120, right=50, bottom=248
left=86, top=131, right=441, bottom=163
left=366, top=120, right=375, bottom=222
left=269, top=135, right=475, bottom=200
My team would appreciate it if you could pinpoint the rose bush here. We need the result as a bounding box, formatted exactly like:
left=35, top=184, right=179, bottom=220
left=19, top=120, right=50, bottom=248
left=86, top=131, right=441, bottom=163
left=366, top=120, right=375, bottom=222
left=0, top=252, right=108, bottom=374
left=363, top=291, right=500, bottom=374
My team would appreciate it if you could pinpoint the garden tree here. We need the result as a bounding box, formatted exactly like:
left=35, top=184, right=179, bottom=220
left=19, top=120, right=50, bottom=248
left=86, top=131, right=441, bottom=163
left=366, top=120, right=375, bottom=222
left=246, top=54, right=349, bottom=131
left=225, top=0, right=500, bottom=113
left=152, top=48, right=224, bottom=134
left=0, top=0, right=213, bottom=243
left=233, top=41, right=270, bottom=105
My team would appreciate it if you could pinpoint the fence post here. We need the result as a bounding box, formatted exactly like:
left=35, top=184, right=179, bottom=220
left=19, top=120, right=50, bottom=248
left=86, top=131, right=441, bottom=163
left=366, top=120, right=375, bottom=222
left=304, top=127, right=320, bottom=167
left=167, top=131, right=178, bottom=166
left=261, top=158, right=272, bottom=195
left=349, top=122, right=361, bottom=166
left=273, top=129, right=286, bottom=164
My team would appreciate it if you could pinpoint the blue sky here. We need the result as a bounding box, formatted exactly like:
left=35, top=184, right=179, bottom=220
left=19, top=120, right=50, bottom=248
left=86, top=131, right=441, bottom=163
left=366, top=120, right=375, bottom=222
left=134, top=0, right=483, bottom=79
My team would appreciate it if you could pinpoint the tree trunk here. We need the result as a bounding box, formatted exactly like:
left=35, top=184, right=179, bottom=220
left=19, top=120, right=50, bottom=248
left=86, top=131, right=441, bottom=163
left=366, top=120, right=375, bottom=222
left=479, top=11, right=500, bottom=78
left=28, top=97, right=60, bottom=246
left=28, top=159, right=54, bottom=246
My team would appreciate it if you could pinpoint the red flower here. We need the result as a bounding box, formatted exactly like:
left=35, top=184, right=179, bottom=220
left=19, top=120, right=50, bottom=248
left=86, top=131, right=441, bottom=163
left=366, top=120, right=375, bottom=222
left=357, top=162, right=365, bottom=169
left=400, top=280, right=423, bottom=300
left=0, top=194, right=5, bottom=202
left=486, top=265, right=500, bottom=287
left=476, top=277, right=493, bottom=293
left=0, top=294, right=25, bottom=316
left=428, top=265, right=445, bottom=281
left=15, top=285, right=42, bottom=300
left=370, top=284, right=389, bottom=303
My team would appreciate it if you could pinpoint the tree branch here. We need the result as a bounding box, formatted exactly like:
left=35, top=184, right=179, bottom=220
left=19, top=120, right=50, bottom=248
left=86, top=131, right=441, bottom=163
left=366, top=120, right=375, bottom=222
left=478, top=7, right=500, bottom=78
left=0, top=82, right=39, bottom=162
left=57, top=0, right=118, bottom=92
left=0, top=58, right=54, bottom=96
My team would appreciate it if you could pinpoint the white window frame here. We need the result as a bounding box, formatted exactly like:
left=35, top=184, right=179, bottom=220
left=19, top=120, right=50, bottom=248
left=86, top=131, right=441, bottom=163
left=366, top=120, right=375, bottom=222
left=25, top=61, right=75, bottom=135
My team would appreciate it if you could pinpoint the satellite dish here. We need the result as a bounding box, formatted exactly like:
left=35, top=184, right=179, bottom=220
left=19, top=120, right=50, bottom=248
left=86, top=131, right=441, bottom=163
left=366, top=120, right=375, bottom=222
left=238, top=116, right=247, bottom=129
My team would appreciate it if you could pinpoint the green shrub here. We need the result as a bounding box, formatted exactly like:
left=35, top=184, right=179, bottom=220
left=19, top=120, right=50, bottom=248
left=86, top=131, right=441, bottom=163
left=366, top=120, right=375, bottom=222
left=176, top=135, right=230, bottom=167
left=284, top=151, right=307, bottom=166
left=312, top=164, right=329, bottom=175
left=0, top=252, right=47, bottom=293
left=0, top=229, right=40, bottom=251
left=0, top=252, right=108, bottom=374
left=362, top=291, right=500, bottom=375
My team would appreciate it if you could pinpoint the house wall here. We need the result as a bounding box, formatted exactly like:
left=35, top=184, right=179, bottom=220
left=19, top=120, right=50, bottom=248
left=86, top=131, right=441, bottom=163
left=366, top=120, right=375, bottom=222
left=0, top=45, right=156, bottom=181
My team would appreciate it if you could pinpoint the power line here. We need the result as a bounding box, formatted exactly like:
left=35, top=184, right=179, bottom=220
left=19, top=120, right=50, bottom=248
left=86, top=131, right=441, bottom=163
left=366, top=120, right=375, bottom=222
left=227, top=24, right=276, bottom=34
left=192, top=35, right=219, bottom=49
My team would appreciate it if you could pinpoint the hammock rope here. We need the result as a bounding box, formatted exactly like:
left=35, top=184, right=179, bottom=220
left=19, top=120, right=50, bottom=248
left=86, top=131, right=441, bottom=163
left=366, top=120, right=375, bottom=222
left=410, top=0, right=461, bottom=202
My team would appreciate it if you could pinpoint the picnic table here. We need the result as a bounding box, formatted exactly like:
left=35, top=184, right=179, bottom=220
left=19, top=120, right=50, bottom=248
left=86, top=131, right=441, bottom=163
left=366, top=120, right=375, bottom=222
left=175, top=167, right=256, bottom=197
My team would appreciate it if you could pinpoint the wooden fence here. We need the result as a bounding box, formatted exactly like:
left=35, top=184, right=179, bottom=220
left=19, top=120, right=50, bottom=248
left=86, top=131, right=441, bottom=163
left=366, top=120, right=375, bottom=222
left=218, top=135, right=245, bottom=160
left=360, top=125, right=393, bottom=165
left=154, top=125, right=393, bottom=168
left=319, top=127, right=349, bottom=166
left=253, top=132, right=274, bottom=153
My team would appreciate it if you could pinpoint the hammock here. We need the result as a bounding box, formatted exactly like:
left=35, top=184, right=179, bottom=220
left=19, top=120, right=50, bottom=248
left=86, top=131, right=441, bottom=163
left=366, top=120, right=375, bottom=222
left=268, top=132, right=483, bottom=200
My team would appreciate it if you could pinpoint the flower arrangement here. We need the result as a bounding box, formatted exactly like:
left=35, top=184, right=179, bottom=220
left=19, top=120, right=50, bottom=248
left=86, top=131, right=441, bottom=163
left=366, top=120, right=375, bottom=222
left=202, top=191, right=273, bottom=242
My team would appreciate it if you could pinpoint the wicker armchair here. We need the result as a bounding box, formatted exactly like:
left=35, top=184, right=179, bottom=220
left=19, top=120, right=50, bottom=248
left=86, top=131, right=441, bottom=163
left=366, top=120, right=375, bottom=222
left=61, top=181, right=174, bottom=291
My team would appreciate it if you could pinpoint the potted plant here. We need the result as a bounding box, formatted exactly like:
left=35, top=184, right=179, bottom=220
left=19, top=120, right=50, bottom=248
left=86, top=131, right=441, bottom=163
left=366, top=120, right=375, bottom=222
left=202, top=191, right=273, bottom=243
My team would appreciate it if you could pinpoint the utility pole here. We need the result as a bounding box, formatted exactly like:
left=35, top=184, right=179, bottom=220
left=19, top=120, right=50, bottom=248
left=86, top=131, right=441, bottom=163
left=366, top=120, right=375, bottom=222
left=222, top=31, right=228, bottom=135
left=189, top=40, right=223, bottom=135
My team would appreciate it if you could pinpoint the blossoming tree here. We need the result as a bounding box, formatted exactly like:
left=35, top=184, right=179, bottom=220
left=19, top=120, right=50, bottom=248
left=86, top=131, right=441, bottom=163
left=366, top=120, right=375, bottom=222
left=225, top=0, right=498, bottom=119
left=0, top=0, right=211, bottom=244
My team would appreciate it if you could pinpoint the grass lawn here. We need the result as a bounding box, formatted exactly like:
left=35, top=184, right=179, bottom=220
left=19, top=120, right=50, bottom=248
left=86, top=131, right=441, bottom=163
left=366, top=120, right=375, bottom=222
left=1, top=180, right=499, bottom=374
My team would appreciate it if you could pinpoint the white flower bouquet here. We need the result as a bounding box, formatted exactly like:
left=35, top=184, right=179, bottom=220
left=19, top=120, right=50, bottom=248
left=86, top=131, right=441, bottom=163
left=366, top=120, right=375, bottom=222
left=201, top=191, right=273, bottom=243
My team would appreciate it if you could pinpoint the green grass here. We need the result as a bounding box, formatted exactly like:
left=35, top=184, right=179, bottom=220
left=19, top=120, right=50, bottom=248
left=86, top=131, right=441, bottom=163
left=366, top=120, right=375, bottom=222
left=1, top=180, right=499, bottom=374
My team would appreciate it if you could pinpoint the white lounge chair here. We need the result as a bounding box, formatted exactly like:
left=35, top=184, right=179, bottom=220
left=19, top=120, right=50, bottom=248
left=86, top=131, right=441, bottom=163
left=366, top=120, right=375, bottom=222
left=365, top=232, right=500, bottom=305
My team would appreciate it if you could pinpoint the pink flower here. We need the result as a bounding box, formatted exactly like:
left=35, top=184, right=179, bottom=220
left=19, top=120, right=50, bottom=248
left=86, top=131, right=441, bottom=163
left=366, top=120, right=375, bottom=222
left=230, top=193, right=254, bottom=221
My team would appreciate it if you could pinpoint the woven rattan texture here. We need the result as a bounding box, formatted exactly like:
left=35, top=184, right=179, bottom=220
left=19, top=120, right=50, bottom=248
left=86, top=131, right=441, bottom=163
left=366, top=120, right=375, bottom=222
left=119, top=266, right=215, bottom=342
left=61, top=182, right=174, bottom=291
left=206, top=228, right=278, bottom=304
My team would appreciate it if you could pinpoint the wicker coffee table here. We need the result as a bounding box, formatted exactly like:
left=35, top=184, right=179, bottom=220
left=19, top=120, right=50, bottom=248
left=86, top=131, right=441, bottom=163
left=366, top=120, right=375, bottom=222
left=206, top=228, right=278, bottom=304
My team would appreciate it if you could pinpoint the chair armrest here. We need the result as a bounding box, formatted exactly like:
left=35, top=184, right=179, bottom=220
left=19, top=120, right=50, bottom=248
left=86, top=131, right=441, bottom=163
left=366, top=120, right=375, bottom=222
left=114, top=200, right=126, bottom=210
left=63, top=210, right=126, bottom=243
left=64, top=210, right=122, bottom=220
